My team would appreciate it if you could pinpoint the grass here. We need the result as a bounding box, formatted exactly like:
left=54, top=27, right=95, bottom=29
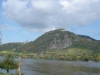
left=45, top=48, right=93, bottom=56
left=0, top=48, right=95, bottom=57
left=0, top=51, right=18, bottom=54
left=0, top=49, right=100, bottom=61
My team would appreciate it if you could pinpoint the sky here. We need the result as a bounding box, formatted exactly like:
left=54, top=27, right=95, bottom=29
left=0, top=0, right=100, bottom=44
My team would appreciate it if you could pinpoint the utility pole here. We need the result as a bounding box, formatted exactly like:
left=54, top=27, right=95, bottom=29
left=16, top=54, right=22, bottom=75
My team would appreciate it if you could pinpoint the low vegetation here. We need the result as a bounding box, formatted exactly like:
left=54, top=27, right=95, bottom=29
left=0, top=54, right=24, bottom=75
left=0, top=48, right=100, bottom=61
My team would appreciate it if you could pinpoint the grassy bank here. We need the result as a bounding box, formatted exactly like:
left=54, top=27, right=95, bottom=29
left=0, top=72, right=24, bottom=75
left=0, top=48, right=100, bottom=61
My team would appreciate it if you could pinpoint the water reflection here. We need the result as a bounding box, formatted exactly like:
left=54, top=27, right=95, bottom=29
left=21, top=59, right=100, bottom=75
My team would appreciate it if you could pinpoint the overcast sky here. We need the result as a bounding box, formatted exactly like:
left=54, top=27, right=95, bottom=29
left=0, top=0, right=100, bottom=43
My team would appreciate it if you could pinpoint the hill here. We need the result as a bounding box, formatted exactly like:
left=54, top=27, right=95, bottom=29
left=16, top=28, right=79, bottom=53
left=0, top=28, right=100, bottom=61
left=0, top=28, right=100, bottom=53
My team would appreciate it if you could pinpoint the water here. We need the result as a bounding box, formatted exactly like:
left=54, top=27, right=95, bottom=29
left=21, top=59, right=100, bottom=75
left=1, top=58, right=100, bottom=75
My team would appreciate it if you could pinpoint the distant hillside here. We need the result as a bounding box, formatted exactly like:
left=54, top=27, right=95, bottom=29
left=15, top=28, right=100, bottom=53
left=77, top=35, right=100, bottom=42
left=0, top=28, right=100, bottom=54
left=0, top=42, right=23, bottom=52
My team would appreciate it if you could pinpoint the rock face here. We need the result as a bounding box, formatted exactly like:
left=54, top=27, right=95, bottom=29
left=50, top=35, right=72, bottom=50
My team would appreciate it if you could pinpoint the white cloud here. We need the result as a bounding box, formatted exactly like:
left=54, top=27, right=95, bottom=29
left=1, top=24, right=20, bottom=31
left=60, top=0, right=70, bottom=9
left=2, top=0, right=100, bottom=32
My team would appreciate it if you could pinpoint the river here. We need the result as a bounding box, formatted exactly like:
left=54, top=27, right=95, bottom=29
left=21, top=59, right=100, bottom=75
left=1, top=58, right=100, bottom=75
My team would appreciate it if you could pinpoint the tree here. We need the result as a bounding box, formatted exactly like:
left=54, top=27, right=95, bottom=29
left=0, top=54, right=18, bottom=74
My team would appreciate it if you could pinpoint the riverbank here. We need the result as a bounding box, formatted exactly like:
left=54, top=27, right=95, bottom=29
left=0, top=50, right=100, bottom=61
left=0, top=72, right=24, bottom=75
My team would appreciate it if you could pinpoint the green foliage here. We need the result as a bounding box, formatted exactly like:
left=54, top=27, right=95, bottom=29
left=68, top=38, right=100, bottom=52
left=0, top=43, right=23, bottom=52
left=0, top=54, right=18, bottom=74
